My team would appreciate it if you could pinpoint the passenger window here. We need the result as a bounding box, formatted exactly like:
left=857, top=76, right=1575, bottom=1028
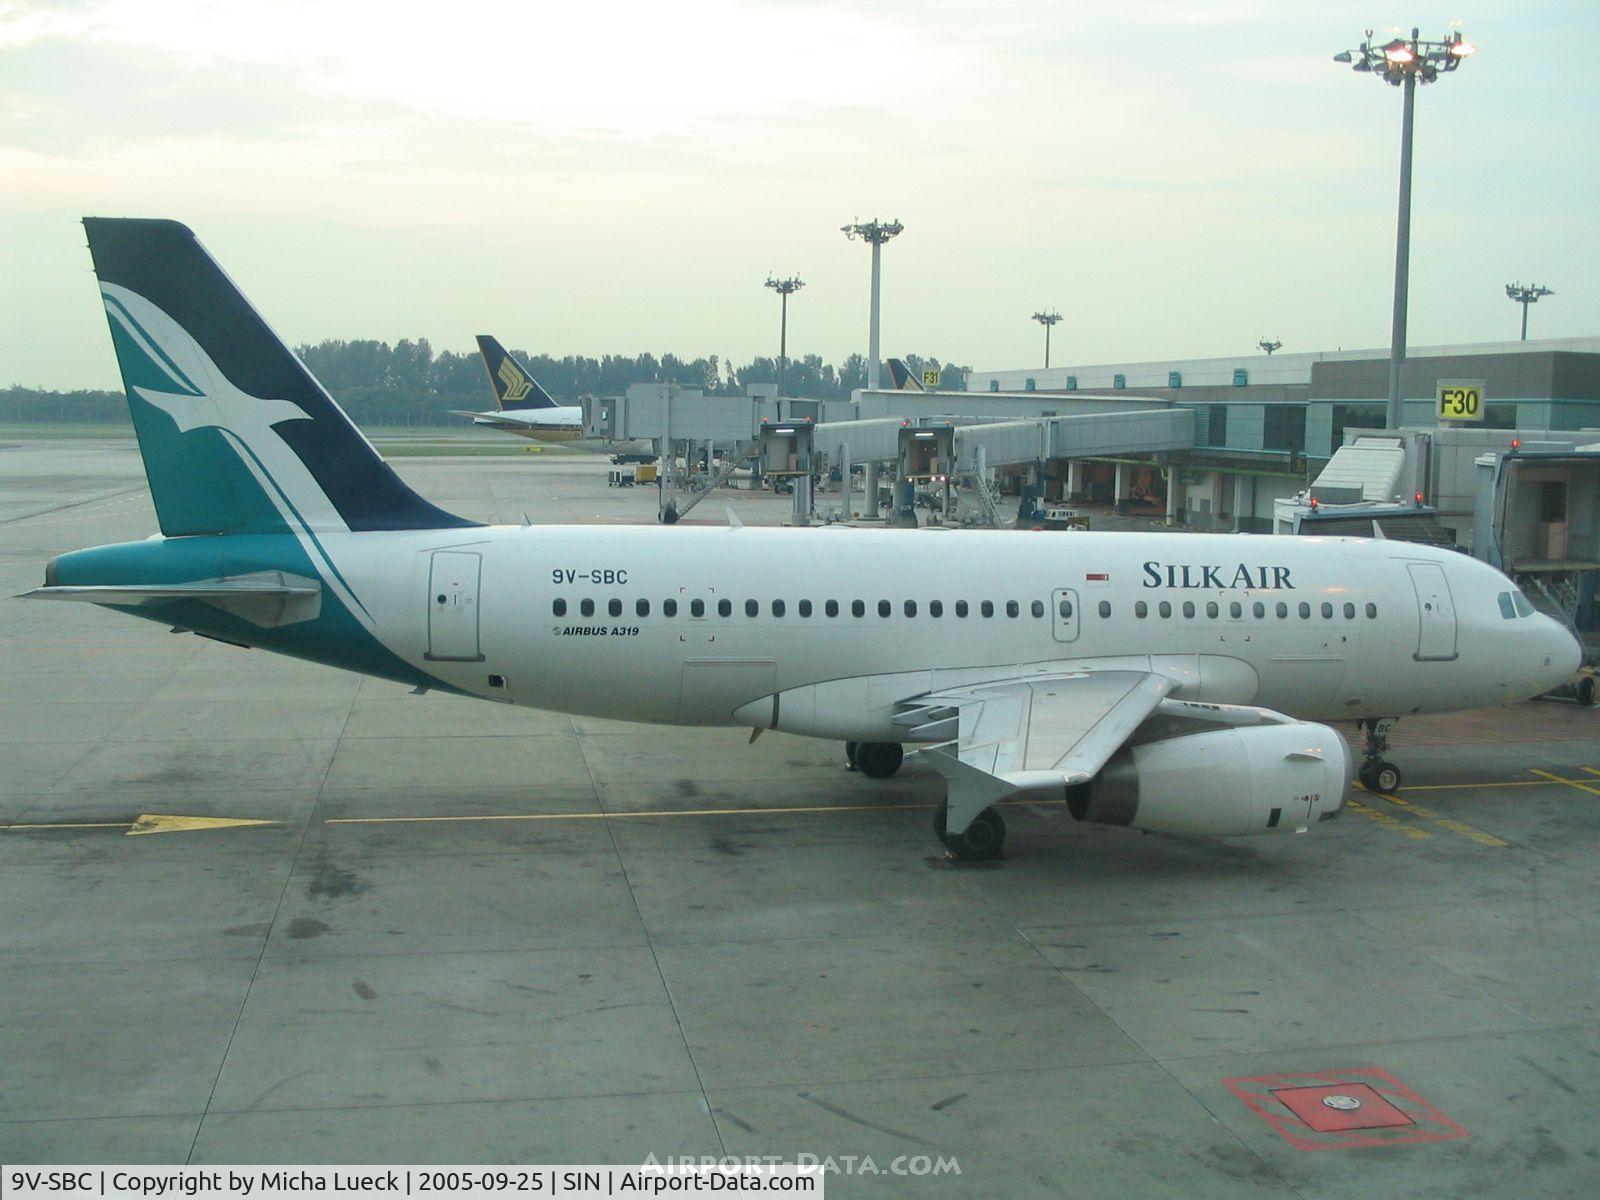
left=1159, top=600, right=1172, bottom=618
left=930, top=600, right=944, bottom=618
left=1031, top=600, right=1045, bottom=618
left=981, top=601, right=995, bottom=618
left=718, top=599, right=732, bottom=617
left=1298, top=602, right=1311, bottom=619
left=1006, top=600, right=1019, bottom=618
left=1276, top=602, right=1288, bottom=618
left=1230, top=601, right=1242, bottom=619
left=904, top=600, right=917, bottom=617
left=1206, top=601, right=1218, bottom=619
left=799, top=599, right=812, bottom=617
left=608, top=599, right=622, bottom=618
left=553, top=598, right=567, bottom=617
left=1059, top=598, right=1073, bottom=618
left=664, top=599, right=677, bottom=617
left=691, top=598, right=705, bottom=617
left=852, top=600, right=865, bottom=617
left=956, top=600, right=969, bottom=617
left=636, top=598, right=649, bottom=617
left=745, top=599, right=759, bottom=617
left=1366, top=602, right=1377, bottom=619
left=1321, top=602, right=1333, bottom=619
left=1343, top=602, right=1355, bottom=619
left=878, top=600, right=891, bottom=618
left=1252, top=601, right=1264, bottom=618
left=580, top=599, right=595, bottom=617
left=1182, top=601, right=1195, bottom=619
left=1135, top=601, right=1148, bottom=618
left=825, top=599, right=839, bottom=617
left=1098, top=600, right=1111, bottom=618
left=772, top=599, right=785, bottom=617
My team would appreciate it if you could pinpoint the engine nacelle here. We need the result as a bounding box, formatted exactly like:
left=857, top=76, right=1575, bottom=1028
left=1067, top=723, right=1351, bottom=837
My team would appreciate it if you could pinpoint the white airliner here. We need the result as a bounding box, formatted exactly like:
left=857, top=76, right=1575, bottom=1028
left=455, top=335, right=653, bottom=459
left=23, top=220, right=1581, bottom=860
left=450, top=335, right=586, bottom=440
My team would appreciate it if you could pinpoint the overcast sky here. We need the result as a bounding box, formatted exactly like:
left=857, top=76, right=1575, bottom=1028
left=2, top=0, right=1596, bottom=391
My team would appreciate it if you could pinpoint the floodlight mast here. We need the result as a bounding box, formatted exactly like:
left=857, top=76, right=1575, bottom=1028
left=764, top=275, right=805, bottom=397
left=1032, top=310, right=1063, bottom=368
left=1258, top=339, right=1283, bottom=355
left=841, top=219, right=904, bottom=390
left=1335, top=27, right=1475, bottom=430
left=1505, top=282, right=1553, bottom=341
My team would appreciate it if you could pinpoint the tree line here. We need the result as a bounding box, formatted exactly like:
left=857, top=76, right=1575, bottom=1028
left=2, top=341, right=971, bottom=427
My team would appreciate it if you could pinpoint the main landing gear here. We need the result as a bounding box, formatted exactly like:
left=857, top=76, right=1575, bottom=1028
left=935, top=803, right=1006, bottom=862
left=843, top=739, right=1004, bottom=861
left=845, top=741, right=904, bottom=779
left=1357, top=718, right=1403, bottom=794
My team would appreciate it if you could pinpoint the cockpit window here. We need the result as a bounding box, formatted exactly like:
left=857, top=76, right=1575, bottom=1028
left=1500, top=590, right=1537, bottom=619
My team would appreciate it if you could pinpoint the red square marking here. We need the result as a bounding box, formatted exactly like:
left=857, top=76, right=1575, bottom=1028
left=1272, top=1083, right=1414, bottom=1132
left=1224, top=1066, right=1469, bottom=1151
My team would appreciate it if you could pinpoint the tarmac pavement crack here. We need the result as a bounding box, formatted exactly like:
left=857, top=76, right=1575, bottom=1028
left=183, top=679, right=363, bottom=1163
left=575, top=725, right=729, bottom=1159
left=949, top=869, right=1310, bottom=1200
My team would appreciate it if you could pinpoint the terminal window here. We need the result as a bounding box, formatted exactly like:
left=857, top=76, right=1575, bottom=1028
left=1203, top=405, right=1228, bottom=447
left=1263, top=405, right=1306, bottom=454
left=1332, top=403, right=1384, bottom=448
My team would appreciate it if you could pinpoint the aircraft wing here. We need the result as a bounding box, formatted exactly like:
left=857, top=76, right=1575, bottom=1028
left=448, top=409, right=532, bottom=430
left=895, top=670, right=1176, bottom=835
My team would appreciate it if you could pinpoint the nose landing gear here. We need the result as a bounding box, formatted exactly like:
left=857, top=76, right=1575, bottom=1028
left=1357, top=718, right=1403, bottom=794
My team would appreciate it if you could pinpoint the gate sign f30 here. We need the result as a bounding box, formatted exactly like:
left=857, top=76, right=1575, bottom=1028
left=1436, top=378, right=1486, bottom=422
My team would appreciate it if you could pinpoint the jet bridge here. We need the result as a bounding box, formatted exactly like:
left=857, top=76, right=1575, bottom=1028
left=1475, top=443, right=1600, bottom=660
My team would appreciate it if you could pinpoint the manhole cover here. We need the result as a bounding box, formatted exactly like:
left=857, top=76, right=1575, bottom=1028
left=1323, top=1094, right=1363, bottom=1111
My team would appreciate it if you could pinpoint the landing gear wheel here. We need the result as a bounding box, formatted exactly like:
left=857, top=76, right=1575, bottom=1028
left=1359, top=760, right=1402, bottom=793
left=1578, top=677, right=1596, bottom=708
left=854, top=742, right=903, bottom=779
left=844, top=741, right=860, bottom=771
left=1358, top=718, right=1401, bottom=795
left=935, top=804, right=1006, bottom=862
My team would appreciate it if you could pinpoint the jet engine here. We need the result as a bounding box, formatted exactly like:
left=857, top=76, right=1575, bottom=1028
left=1066, top=723, right=1351, bottom=837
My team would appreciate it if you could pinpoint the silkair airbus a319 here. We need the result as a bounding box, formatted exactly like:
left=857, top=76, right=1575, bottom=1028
left=23, top=220, right=1582, bottom=860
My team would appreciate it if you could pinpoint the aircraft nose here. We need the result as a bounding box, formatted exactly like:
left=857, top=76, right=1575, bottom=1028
left=1542, top=620, right=1583, bottom=686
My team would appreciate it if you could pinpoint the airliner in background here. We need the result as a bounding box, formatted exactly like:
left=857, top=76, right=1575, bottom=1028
left=23, top=220, right=1581, bottom=861
left=885, top=358, right=926, bottom=390
left=455, top=335, right=653, bottom=460
left=451, top=334, right=586, bottom=441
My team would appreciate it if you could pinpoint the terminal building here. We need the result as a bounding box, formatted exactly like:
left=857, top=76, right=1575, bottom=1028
left=965, top=336, right=1600, bottom=538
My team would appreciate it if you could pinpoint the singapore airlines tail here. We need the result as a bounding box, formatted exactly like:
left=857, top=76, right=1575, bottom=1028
left=475, top=335, right=561, bottom=411
left=885, top=358, right=925, bottom=391
left=83, top=218, right=475, bottom=537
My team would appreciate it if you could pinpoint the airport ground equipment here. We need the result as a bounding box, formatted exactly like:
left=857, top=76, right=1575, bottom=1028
left=27, top=219, right=1582, bottom=864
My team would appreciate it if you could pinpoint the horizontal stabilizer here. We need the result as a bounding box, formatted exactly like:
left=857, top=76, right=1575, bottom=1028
left=20, top=571, right=322, bottom=628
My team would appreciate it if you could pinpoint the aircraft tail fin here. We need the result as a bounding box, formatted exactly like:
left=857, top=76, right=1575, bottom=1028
left=886, top=358, right=925, bottom=391
left=475, top=335, right=560, bottom=411
left=83, top=218, right=476, bottom=537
